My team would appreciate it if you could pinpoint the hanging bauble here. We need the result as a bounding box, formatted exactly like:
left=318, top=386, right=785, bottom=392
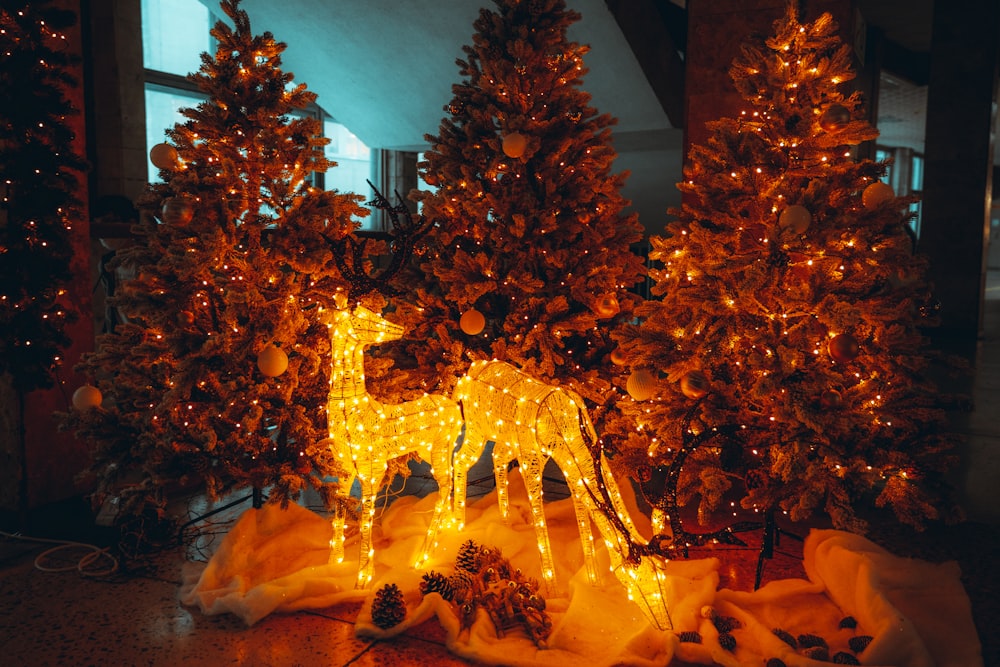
left=819, top=104, right=851, bottom=132
left=178, top=310, right=195, bottom=326
left=72, top=384, right=103, bottom=409
left=610, top=347, right=628, bottom=366
left=149, top=142, right=179, bottom=169
left=459, top=308, right=486, bottom=336
left=161, top=197, right=194, bottom=225
left=828, top=334, right=859, bottom=363
left=778, top=205, right=811, bottom=234
left=820, top=389, right=843, bottom=409
left=593, top=293, right=620, bottom=318
left=502, top=132, right=528, bottom=158
left=626, top=369, right=656, bottom=401
left=257, top=345, right=289, bottom=377
left=862, top=181, right=894, bottom=209
left=680, top=370, right=710, bottom=399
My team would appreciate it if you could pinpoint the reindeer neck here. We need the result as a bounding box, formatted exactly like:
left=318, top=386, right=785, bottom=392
left=329, top=337, right=369, bottom=400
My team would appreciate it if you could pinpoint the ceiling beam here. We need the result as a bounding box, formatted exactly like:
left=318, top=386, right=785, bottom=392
left=604, top=0, right=686, bottom=128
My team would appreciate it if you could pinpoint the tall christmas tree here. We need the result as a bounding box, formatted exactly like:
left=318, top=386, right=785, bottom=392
left=614, top=4, right=958, bottom=537
left=0, top=1, right=85, bottom=392
left=64, top=0, right=365, bottom=514
left=399, top=0, right=646, bottom=409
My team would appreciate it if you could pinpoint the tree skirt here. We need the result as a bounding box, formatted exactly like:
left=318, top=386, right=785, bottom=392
left=180, top=474, right=981, bottom=667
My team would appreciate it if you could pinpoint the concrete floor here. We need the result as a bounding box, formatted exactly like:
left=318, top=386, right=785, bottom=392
left=1, top=278, right=998, bottom=666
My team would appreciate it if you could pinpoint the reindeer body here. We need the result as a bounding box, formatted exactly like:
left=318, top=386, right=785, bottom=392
left=452, top=359, right=673, bottom=629
left=322, top=304, right=462, bottom=588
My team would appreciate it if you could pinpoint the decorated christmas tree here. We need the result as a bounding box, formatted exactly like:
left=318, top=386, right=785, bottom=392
left=63, top=0, right=366, bottom=514
left=0, top=1, right=85, bottom=392
left=400, top=0, right=646, bottom=410
left=614, top=5, right=959, bottom=539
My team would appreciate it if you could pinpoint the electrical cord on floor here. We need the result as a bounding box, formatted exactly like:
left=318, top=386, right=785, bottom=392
left=0, top=530, right=119, bottom=577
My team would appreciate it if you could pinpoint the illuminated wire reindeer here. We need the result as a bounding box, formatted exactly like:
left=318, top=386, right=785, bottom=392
left=452, top=360, right=674, bottom=630
left=320, top=187, right=462, bottom=589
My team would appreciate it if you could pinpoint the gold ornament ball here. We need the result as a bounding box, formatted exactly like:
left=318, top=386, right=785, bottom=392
left=610, top=347, right=628, bottom=366
left=257, top=345, right=289, bottom=377
left=72, top=384, right=103, bottom=410
left=502, top=132, right=528, bottom=158
left=626, top=369, right=656, bottom=401
left=162, top=197, right=194, bottom=225
left=819, top=104, right=851, bottom=132
left=594, top=293, right=620, bottom=318
left=178, top=310, right=195, bottom=326
left=828, top=334, right=860, bottom=363
left=460, top=308, right=486, bottom=335
left=778, top=204, right=811, bottom=234
left=680, top=370, right=710, bottom=399
left=862, top=181, right=894, bottom=209
left=149, top=142, right=179, bottom=169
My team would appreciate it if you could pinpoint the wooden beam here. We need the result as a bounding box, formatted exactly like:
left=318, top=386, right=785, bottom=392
left=604, top=0, right=686, bottom=128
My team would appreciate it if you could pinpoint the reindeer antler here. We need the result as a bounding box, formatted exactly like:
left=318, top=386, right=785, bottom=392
left=324, top=180, right=432, bottom=299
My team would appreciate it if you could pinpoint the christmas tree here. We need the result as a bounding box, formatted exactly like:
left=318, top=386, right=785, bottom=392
left=0, top=1, right=85, bottom=392
left=400, top=0, right=646, bottom=410
left=64, top=0, right=366, bottom=514
left=614, top=4, right=959, bottom=538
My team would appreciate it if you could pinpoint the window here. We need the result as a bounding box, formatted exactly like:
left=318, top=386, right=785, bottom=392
left=141, top=0, right=375, bottom=227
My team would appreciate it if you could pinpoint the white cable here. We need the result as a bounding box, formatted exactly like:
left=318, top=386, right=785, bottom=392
left=0, top=530, right=119, bottom=577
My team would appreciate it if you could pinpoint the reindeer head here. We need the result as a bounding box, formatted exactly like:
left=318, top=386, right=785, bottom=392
left=327, top=293, right=405, bottom=349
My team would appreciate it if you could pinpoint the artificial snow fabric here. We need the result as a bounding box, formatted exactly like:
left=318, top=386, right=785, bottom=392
left=180, top=471, right=981, bottom=666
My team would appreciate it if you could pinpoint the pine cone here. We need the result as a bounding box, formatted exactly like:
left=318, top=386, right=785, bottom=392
left=713, top=615, right=741, bottom=633
left=766, top=660, right=787, bottom=667
left=848, top=635, right=873, bottom=653
left=371, top=583, right=406, bottom=630
left=718, top=632, right=737, bottom=651
left=838, top=616, right=858, bottom=629
left=419, top=571, right=454, bottom=601
left=832, top=652, right=861, bottom=665
left=802, top=646, right=829, bottom=662
left=448, top=569, right=476, bottom=604
left=772, top=628, right=797, bottom=648
left=678, top=631, right=702, bottom=644
left=456, top=539, right=481, bottom=572
left=797, top=633, right=828, bottom=649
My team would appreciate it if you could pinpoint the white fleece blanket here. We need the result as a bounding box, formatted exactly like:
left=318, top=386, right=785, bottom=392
left=180, top=475, right=981, bottom=666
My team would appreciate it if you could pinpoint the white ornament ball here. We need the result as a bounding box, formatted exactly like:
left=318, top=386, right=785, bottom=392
left=72, top=384, right=103, bottom=409
left=626, top=369, right=656, bottom=401
left=502, top=132, right=528, bottom=158
left=594, top=293, right=620, bottom=318
left=460, top=308, right=486, bottom=335
left=862, top=181, right=894, bottom=209
left=257, top=345, right=288, bottom=377
left=778, top=205, right=811, bottom=234
left=680, top=370, right=710, bottom=399
left=162, top=197, right=194, bottom=225
left=149, top=142, right=179, bottom=169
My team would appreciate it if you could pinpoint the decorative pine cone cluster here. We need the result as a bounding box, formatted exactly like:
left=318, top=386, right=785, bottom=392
left=420, top=539, right=552, bottom=647
left=766, top=617, right=871, bottom=665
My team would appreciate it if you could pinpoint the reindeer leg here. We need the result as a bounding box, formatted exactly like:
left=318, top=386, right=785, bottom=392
left=355, top=466, right=387, bottom=590
left=561, top=464, right=602, bottom=586
left=519, top=454, right=557, bottom=592
left=415, top=417, right=462, bottom=568
left=452, top=422, right=485, bottom=530
left=493, top=441, right=514, bottom=524
left=329, top=473, right=356, bottom=566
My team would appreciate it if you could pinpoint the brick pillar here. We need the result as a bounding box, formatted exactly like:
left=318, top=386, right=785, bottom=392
left=917, top=0, right=1000, bottom=346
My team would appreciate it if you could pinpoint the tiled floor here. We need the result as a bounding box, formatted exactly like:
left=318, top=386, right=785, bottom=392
left=2, top=288, right=998, bottom=666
